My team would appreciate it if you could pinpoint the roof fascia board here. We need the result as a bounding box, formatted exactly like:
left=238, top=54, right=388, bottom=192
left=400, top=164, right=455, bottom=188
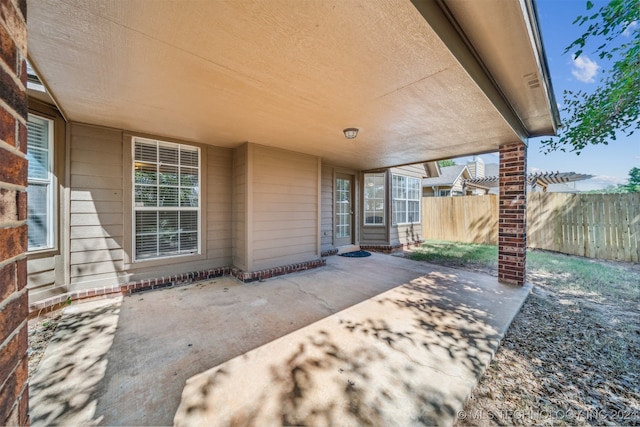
left=520, top=0, right=561, bottom=134
left=410, top=0, right=529, bottom=142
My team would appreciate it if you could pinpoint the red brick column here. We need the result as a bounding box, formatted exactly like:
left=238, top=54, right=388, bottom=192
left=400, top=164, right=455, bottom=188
left=498, top=142, right=527, bottom=286
left=0, top=0, right=30, bottom=425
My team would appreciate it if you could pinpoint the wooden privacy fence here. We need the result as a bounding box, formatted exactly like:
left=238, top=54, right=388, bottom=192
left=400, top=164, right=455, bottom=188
left=422, top=193, right=640, bottom=262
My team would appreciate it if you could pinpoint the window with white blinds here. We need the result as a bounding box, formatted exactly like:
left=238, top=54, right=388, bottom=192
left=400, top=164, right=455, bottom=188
left=392, top=174, right=421, bottom=224
left=133, top=138, right=200, bottom=260
left=27, top=114, right=54, bottom=251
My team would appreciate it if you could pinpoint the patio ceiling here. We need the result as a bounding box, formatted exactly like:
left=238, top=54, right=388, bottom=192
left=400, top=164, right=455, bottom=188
left=27, top=0, right=558, bottom=171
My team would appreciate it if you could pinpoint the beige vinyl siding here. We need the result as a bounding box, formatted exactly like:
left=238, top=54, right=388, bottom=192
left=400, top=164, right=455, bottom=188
left=232, top=144, right=249, bottom=270
left=393, top=164, right=427, bottom=176
left=451, top=178, right=465, bottom=195
left=423, top=187, right=436, bottom=197
left=320, top=163, right=334, bottom=252
left=68, top=123, right=126, bottom=288
left=27, top=255, right=65, bottom=300
left=360, top=226, right=387, bottom=244
left=390, top=222, right=423, bottom=245
left=206, top=146, right=233, bottom=267
left=66, top=124, right=234, bottom=292
left=251, top=145, right=319, bottom=271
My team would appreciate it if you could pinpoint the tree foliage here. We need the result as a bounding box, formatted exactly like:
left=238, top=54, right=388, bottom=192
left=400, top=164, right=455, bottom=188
left=437, top=159, right=456, bottom=167
left=541, top=0, right=639, bottom=154
left=623, top=166, right=640, bottom=192
left=585, top=167, right=640, bottom=193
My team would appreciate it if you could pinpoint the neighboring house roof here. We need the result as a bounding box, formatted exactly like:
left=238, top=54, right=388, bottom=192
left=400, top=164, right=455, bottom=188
left=465, top=171, right=594, bottom=189
left=422, top=165, right=469, bottom=187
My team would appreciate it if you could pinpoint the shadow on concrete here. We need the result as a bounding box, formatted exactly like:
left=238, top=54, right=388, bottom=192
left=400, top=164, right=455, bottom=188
left=174, top=270, right=527, bottom=426
left=28, top=254, right=529, bottom=426
left=29, top=298, right=122, bottom=426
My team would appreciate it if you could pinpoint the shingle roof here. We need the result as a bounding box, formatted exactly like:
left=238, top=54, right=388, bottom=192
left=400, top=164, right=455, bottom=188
left=422, top=165, right=468, bottom=187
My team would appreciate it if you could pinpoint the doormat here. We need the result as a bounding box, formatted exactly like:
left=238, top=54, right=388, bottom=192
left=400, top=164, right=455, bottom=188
left=339, top=250, right=372, bottom=258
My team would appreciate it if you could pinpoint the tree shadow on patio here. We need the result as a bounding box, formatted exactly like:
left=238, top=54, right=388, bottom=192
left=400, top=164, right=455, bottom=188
left=175, top=271, right=512, bottom=426
left=29, top=298, right=122, bottom=427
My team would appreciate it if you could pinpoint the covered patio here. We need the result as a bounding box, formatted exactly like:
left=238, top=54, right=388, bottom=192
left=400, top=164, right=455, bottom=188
left=1, top=0, right=559, bottom=424
left=29, top=253, right=530, bottom=426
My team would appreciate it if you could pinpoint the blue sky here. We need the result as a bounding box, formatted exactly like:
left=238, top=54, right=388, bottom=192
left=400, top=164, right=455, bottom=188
left=456, top=0, right=639, bottom=191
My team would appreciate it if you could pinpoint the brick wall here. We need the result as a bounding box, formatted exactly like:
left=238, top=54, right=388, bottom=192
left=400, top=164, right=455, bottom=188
left=0, top=0, right=30, bottom=425
left=498, top=142, right=527, bottom=286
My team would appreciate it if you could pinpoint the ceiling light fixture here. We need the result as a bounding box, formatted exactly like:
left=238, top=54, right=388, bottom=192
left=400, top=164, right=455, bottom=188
left=343, top=128, right=359, bottom=139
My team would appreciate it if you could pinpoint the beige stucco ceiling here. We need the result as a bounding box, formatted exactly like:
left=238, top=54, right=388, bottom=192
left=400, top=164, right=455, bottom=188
left=27, top=0, right=558, bottom=171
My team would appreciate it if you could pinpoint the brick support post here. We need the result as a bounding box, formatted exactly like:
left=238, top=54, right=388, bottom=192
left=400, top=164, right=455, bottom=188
left=498, top=142, right=527, bottom=286
left=0, top=0, right=30, bottom=425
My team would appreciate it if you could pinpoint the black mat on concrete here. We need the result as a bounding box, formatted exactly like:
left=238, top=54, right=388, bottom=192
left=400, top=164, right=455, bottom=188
left=339, top=250, right=372, bottom=258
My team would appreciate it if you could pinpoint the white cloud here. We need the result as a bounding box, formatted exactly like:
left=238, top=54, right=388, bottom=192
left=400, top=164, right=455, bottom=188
left=623, top=21, right=638, bottom=37
left=574, top=175, right=626, bottom=191
left=571, top=55, right=600, bottom=83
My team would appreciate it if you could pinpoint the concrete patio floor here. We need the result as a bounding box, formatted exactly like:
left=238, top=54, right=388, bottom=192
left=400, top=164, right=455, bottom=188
left=29, top=253, right=531, bottom=426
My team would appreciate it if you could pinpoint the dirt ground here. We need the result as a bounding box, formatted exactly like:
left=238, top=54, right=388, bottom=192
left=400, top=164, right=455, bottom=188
left=450, top=258, right=640, bottom=426
left=28, top=310, right=64, bottom=379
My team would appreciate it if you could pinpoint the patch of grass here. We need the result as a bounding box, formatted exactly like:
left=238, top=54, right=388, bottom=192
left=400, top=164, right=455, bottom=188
left=527, top=249, right=640, bottom=302
left=407, top=240, right=497, bottom=269
left=409, top=240, right=640, bottom=302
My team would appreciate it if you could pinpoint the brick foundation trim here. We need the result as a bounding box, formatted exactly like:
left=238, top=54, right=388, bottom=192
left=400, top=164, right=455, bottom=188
left=360, top=240, right=424, bottom=253
left=28, top=259, right=326, bottom=314
left=321, top=248, right=339, bottom=257
left=230, top=258, right=326, bottom=283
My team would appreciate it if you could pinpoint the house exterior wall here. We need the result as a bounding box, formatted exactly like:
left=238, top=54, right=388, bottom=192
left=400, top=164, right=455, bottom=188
left=206, top=145, right=233, bottom=268
left=26, top=99, right=67, bottom=301
left=358, top=164, right=425, bottom=250
left=320, top=163, right=334, bottom=254
left=0, top=0, right=30, bottom=424
left=68, top=124, right=125, bottom=288
left=389, top=165, right=425, bottom=247
left=251, top=145, right=320, bottom=271
left=422, top=187, right=436, bottom=197
left=65, top=123, right=234, bottom=292
left=232, top=143, right=249, bottom=271
left=450, top=178, right=465, bottom=195
left=360, top=170, right=388, bottom=245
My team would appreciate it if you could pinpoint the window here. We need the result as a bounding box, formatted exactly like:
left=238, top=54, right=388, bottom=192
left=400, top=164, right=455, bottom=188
left=133, top=138, right=200, bottom=261
left=27, top=114, right=54, bottom=251
left=364, top=173, right=385, bottom=225
left=392, top=175, right=421, bottom=224
left=438, top=189, right=451, bottom=197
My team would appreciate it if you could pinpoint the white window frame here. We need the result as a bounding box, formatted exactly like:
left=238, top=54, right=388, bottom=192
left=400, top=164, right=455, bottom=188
left=439, top=189, right=451, bottom=197
left=363, top=173, right=386, bottom=226
left=132, top=137, right=201, bottom=262
left=27, top=114, right=55, bottom=252
left=392, top=174, right=421, bottom=225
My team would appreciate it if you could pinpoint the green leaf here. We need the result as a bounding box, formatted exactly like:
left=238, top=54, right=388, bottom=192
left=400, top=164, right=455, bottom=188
left=586, top=0, right=594, bottom=10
